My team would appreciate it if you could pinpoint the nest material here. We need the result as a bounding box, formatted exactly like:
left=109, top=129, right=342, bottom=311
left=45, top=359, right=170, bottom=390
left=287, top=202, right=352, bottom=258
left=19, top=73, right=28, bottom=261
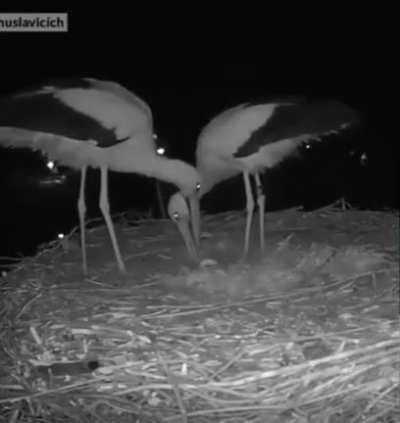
left=0, top=206, right=399, bottom=422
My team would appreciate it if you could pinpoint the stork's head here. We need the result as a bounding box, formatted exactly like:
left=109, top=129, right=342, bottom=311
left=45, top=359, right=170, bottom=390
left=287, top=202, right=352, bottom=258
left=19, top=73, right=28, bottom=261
left=156, top=158, right=201, bottom=261
left=174, top=164, right=202, bottom=250
left=168, top=186, right=201, bottom=263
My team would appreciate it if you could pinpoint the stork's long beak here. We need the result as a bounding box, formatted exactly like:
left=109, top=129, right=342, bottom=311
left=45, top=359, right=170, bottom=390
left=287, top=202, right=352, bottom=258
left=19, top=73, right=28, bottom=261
left=175, top=215, right=199, bottom=262
left=189, top=193, right=201, bottom=247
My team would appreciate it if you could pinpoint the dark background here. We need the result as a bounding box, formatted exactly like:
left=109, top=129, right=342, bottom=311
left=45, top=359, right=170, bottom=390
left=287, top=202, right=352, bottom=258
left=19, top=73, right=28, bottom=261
left=0, top=8, right=397, bottom=270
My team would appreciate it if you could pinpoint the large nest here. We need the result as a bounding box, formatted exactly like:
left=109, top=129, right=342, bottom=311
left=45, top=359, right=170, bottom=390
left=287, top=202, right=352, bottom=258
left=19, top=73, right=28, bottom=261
left=0, top=205, right=399, bottom=422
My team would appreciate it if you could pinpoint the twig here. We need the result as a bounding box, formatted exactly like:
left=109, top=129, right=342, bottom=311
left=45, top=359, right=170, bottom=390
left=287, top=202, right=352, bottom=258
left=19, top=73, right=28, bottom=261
left=157, top=352, right=187, bottom=423
left=15, top=293, right=42, bottom=319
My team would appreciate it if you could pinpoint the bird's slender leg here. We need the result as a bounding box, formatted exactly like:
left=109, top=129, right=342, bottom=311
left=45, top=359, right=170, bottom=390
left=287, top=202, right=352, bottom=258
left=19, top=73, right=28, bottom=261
left=99, top=165, right=126, bottom=273
left=242, top=170, right=255, bottom=259
left=155, top=179, right=167, bottom=219
left=78, top=166, right=88, bottom=275
left=254, top=172, right=265, bottom=252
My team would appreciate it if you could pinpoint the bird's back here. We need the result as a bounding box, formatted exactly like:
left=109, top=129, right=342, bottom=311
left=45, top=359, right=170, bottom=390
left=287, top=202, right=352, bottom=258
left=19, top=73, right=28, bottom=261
left=196, top=103, right=283, bottom=194
left=197, top=104, right=277, bottom=157
left=195, top=99, right=359, bottom=195
left=0, top=78, right=153, bottom=148
left=0, top=78, right=156, bottom=168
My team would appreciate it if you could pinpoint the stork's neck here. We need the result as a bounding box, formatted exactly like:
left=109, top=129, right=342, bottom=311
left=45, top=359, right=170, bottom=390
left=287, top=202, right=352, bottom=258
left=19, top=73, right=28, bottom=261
left=107, top=143, right=198, bottom=195
left=151, top=156, right=199, bottom=194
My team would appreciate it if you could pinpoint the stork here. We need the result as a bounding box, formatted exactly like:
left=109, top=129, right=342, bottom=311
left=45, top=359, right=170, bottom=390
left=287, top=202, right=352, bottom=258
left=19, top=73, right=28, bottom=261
left=0, top=78, right=200, bottom=274
left=169, top=99, right=360, bottom=258
left=152, top=133, right=168, bottom=218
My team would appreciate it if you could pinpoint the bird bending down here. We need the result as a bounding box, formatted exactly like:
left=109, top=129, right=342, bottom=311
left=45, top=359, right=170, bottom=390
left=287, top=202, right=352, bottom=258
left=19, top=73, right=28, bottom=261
left=169, top=99, right=360, bottom=259
left=0, top=78, right=200, bottom=274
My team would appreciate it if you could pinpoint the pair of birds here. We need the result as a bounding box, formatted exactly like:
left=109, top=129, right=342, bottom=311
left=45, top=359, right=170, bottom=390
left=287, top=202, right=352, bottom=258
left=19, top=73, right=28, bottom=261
left=0, top=78, right=360, bottom=274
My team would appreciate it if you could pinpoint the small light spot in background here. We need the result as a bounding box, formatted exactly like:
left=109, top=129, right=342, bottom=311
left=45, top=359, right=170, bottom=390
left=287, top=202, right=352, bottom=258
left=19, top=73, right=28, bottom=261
left=58, top=233, right=65, bottom=240
left=360, top=152, right=368, bottom=166
left=47, top=160, right=55, bottom=170
left=152, top=133, right=158, bottom=140
left=305, top=143, right=311, bottom=150
left=156, top=147, right=165, bottom=156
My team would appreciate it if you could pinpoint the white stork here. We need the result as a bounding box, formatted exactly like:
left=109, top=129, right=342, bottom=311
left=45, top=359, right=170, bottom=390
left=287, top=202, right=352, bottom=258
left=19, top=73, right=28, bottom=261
left=169, top=99, right=360, bottom=258
left=0, top=78, right=200, bottom=274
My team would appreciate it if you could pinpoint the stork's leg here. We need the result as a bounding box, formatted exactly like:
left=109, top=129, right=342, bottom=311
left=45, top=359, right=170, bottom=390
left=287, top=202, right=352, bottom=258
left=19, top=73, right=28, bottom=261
left=254, top=172, right=265, bottom=252
left=242, top=170, right=255, bottom=259
left=99, top=165, right=126, bottom=273
left=155, top=179, right=167, bottom=219
left=78, top=166, right=88, bottom=275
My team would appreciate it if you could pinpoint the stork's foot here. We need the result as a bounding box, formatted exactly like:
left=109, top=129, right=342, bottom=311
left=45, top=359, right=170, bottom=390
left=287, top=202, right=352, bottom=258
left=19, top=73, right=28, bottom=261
left=114, top=255, right=127, bottom=273
left=118, top=262, right=127, bottom=274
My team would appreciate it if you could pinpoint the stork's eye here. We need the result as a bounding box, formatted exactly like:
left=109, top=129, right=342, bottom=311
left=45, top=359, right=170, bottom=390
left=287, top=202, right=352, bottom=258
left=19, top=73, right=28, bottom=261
left=195, top=182, right=201, bottom=192
left=172, top=212, right=180, bottom=221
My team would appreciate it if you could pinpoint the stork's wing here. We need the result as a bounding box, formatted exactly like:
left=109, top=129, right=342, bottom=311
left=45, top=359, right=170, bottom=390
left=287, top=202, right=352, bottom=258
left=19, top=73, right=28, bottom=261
left=0, top=90, right=123, bottom=147
left=0, top=79, right=154, bottom=147
left=0, top=127, right=80, bottom=150
left=0, top=127, right=96, bottom=168
left=261, top=101, right=361, bottom=144
left=84, top=78, right=153, bottom=123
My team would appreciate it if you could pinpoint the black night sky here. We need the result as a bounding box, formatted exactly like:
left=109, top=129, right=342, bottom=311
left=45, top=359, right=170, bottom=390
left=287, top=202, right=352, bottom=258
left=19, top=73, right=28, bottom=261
left=0, top=9, right=397, bottom=271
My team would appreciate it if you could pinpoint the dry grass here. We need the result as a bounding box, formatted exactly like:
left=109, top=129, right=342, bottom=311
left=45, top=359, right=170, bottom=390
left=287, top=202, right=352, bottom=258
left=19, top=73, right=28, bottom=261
left=0, top=206, right=399, bottom=422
